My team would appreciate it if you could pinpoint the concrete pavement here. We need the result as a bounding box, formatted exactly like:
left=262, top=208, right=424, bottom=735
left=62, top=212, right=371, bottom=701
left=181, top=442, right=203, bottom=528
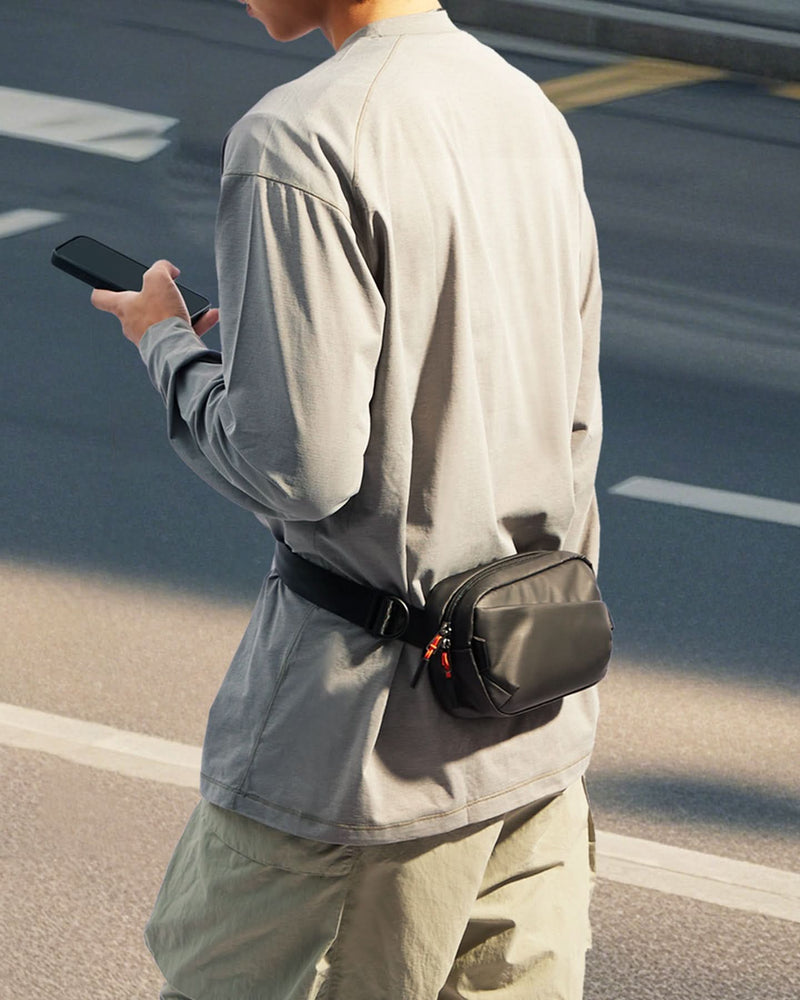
left=444, top=0, right=800, bottom=78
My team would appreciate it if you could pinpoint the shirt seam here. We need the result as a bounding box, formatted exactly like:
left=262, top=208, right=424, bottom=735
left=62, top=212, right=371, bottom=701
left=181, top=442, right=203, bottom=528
left=352, top=36, right=403, bottom=189
left=233, top=601, right=318, bottom=798
left=222, top=170, right=351, bottom=222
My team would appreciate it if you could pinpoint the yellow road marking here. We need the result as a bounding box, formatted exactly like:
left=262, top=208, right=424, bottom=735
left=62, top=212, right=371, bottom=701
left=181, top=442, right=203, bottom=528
left=771, top=82, right=800, bottom=101
left=541, top=57, right=728, bottom=112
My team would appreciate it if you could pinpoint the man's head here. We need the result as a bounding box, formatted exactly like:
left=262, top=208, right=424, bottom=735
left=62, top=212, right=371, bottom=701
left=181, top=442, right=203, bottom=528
left=238, top=0, right=442, bottom=50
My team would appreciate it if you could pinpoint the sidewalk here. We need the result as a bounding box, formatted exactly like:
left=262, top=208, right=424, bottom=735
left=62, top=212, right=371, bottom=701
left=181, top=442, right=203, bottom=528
left=444, top=0, right=800, bottom=79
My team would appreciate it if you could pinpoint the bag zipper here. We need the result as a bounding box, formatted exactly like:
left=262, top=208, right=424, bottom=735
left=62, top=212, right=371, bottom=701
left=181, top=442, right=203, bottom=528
left=415, top=556, right=535, bottom=687
left=439, top=550, right=545, bottom=625
left=411, top=622, right=451, bottom=687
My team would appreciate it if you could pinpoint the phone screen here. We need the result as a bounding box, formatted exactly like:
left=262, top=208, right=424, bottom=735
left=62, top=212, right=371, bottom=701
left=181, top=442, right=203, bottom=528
left=52, top=236, right=210, bottom=321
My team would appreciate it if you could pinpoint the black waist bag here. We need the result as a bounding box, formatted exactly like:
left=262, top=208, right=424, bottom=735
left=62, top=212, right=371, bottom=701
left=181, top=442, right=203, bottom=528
left=274, top=542, right=613, bottom=720
left=413, top=550, right=613, bottom=719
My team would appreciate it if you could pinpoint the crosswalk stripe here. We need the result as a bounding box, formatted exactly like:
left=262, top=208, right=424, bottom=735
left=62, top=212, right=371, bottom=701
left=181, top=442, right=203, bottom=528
left=0, top=86, right=177, bottom=161
left=609, top=477, right=800, bottom=527
left=0, top=208, right=65, bottom=239
left=540, top=57, right=727, bottom=112
left=1, top=701, right=798, bottom=922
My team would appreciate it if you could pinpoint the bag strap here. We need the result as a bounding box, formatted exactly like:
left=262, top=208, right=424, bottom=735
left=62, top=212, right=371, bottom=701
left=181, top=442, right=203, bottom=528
left=274, top=542, right=431, bottom=648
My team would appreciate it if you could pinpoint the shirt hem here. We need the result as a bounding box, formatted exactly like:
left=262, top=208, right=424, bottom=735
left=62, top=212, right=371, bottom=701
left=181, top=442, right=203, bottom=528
left=199, top=748, right=593, bottom=845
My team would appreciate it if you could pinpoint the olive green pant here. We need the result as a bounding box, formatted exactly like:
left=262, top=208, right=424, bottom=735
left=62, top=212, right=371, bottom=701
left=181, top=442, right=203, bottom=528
left=147, top=778, right=595, bottom=1000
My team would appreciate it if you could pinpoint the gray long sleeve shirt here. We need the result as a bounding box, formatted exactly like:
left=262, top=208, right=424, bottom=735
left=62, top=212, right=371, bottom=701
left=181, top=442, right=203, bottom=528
left=139, top=10, right=603, bottom=844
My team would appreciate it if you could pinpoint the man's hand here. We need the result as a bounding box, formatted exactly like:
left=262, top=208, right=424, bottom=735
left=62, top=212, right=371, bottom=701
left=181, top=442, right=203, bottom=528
left=90, top=259, right=220, bottom=346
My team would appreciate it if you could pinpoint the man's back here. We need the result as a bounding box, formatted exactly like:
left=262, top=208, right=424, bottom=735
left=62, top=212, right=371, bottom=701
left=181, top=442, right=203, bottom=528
left=144, top=10, right=602, bottom=844
left=217, top=12, right=601, bottom=596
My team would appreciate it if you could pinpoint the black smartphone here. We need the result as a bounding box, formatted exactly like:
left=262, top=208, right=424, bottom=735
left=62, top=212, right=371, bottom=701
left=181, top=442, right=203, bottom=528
left=51, top=235, right=210, bottom=323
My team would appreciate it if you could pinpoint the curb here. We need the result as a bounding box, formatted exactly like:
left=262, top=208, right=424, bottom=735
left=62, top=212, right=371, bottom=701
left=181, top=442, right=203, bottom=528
left=444, top=0, right=800, bottom=80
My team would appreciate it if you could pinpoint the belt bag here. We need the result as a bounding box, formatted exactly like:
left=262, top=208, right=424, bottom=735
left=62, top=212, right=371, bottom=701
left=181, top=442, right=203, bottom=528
left=413, top=550, right=613, bottom=718
left=274, top=543, right=613, bottom=720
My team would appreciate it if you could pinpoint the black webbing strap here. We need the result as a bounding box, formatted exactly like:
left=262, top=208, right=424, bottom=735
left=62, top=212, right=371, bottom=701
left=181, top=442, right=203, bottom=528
left=274, top=542, right=431, bottom=648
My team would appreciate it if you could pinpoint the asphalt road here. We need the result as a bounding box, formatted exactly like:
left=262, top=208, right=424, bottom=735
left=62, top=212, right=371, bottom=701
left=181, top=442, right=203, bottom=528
left=1, top=2, right=799, bottom=998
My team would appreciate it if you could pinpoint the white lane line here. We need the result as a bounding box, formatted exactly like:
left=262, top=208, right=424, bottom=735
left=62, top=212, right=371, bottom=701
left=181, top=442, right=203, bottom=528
left=597, top=831, right=800, bottom=924
left=0, top=208, right=65, bottom=239
left=0, top=87, right=177, bottom=161
left=2, top=701, right=799, bottom=923
left=609, top=477, right=800, bottom=527
left=0, top=702, right=200, bottom=789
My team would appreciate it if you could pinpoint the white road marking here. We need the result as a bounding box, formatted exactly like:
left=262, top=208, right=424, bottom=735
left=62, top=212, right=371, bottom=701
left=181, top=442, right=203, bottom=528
left=0, top=702, right=200, bottom=789
left=0, top=86, right=177, bottom=161
left=609, top=477, right=800, bottom=527
left=597, top=831, right=800, bottom=924
left=2, top=701, right=799, bottom=923
left=0, top=208, right=65, bottom=239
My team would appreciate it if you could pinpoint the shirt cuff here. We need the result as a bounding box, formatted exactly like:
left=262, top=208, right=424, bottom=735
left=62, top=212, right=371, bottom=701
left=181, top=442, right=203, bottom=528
left=137, top=315, right=221, bottom=402
left=138, top=315, right=197, bottom=364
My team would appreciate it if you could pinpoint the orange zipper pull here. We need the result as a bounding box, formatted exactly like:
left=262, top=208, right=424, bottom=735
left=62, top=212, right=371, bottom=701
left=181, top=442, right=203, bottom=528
left=441, top=650, right=452, bottom=679
left=412, top=623, right=453, bottom=689
left=423, top=633, right=443, bottom=661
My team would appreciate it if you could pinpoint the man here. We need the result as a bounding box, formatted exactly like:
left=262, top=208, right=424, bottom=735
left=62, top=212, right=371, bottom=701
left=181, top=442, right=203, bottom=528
left=91, top=1, right=603, bottom=997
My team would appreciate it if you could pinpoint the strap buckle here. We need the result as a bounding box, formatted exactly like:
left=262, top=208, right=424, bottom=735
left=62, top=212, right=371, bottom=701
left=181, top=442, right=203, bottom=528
left=367, top=594, right=410, bottom=640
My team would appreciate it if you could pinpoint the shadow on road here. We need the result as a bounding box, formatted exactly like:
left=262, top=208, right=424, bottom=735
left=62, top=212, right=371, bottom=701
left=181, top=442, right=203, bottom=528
left=590, top=770, right=800, bottom=836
